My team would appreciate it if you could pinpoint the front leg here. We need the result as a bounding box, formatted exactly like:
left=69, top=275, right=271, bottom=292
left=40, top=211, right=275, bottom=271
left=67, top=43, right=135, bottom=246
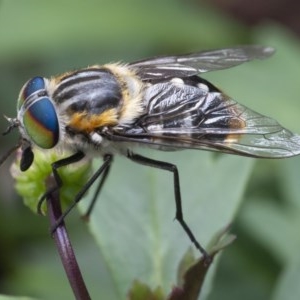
left=50, top=153, right=113, bottom=233
left=37, top=151, right=85, bottom=214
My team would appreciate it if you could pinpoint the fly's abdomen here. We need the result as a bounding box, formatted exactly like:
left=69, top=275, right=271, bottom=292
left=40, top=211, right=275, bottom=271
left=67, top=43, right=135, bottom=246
left=134, top=76, right=246, bottom=145
left=139, top=78, right=212, bottom=131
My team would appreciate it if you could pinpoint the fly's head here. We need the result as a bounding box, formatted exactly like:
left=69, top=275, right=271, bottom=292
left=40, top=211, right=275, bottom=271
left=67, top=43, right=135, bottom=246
left=3, top=76, right=60, bottom=171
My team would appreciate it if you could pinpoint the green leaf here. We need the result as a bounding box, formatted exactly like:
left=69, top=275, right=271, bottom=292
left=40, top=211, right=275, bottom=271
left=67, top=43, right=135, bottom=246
left=79, top=151, right=253, bottom=299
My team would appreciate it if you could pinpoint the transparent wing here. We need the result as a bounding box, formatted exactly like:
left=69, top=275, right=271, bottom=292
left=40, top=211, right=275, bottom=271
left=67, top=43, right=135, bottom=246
left=130, top=45, right=275, bottom=80
left=112, top=79, right=300, bottom=158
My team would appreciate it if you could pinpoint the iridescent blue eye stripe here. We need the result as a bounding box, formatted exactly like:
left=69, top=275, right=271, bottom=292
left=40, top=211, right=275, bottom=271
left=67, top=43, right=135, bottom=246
left=18, top=90, right=47, bottom=116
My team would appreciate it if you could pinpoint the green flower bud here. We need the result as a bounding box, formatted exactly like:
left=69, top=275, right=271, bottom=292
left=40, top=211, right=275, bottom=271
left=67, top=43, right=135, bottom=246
left=10, top=148, right=92, bottom=215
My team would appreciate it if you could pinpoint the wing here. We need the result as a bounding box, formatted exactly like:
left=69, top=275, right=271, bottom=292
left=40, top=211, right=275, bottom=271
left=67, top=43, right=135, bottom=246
left=110, top=77, right=300, bottom=158
left=130, top=45, right=275, bottom=80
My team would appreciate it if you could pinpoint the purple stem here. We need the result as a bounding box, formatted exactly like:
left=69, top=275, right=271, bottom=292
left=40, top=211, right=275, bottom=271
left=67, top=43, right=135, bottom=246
left=46, top=176, right=91, bottom=300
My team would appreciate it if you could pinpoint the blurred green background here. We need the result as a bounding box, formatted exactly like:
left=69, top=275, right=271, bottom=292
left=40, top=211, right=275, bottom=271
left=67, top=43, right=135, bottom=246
left=1, top=0, right=300, bottom=299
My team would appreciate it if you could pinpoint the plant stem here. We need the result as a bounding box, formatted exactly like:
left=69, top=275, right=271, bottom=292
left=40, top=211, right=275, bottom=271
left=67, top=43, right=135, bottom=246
left=46, top=176, right=91, bottom=300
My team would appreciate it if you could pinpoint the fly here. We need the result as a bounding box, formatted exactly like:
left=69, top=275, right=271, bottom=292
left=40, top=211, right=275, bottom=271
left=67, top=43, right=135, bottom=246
left=2, top=45, right=300, bottom=259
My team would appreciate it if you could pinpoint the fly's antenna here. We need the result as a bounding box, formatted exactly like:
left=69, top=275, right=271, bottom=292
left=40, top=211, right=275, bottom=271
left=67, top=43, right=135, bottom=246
left=0, top=142, right=21, bottom=167
left=2, top=115, right=19, bottom=136
left=0, top=116, right=21, bottom=167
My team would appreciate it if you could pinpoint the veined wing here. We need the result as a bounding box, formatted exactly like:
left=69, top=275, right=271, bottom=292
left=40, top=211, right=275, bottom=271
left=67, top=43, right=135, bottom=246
left=130, top=46, right=275, bottom=80
left=112, top=78, right=300, bottom=158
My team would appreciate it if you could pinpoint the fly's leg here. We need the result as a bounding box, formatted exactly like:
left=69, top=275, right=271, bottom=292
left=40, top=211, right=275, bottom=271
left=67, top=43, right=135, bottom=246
left=50, top=154, right=113, bottom=233
left=82, top=154, right=113, bottom=220
left=127, top=151, right=210, bottom=260
left=37, top=151, right=85, bottom=214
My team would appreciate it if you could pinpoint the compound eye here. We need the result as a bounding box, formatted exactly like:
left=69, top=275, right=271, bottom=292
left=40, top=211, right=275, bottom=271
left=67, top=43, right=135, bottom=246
left=18, top=77, right=59, bottom=149
left=23, top=98, right=59, bottom=149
